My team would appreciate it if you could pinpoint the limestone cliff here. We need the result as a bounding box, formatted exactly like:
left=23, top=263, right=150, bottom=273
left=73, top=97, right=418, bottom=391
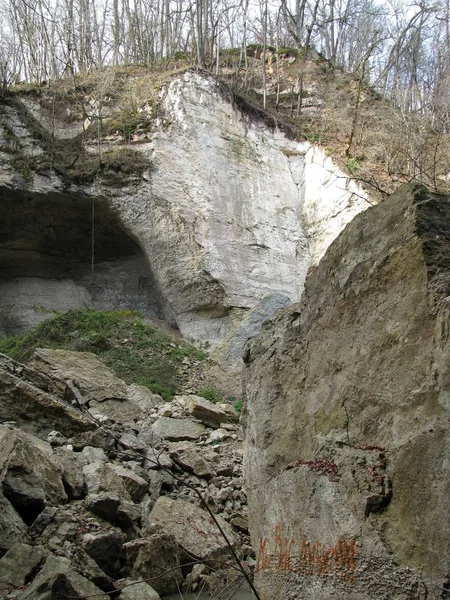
left=0, top=70, right=368, bottom=349
left=243, top=184, right=450, bottom=599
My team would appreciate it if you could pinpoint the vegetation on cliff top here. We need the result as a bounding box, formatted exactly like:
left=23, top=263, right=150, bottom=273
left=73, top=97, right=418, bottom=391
left=1, top=53, right=448, bottom=199
left=0, top=309, right=206, bottom=400
left=0, top=0, right=449, bottom=197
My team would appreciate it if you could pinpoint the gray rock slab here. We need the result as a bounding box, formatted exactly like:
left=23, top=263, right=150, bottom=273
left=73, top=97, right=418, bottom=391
left=83, top=462, right=133, bottom=502
left=85, top=493, right=121, bottom=521
left=184, top=395, right=229, bottom=427
left=0, top=543, right=48, bottom=589
left=119, top=432, right=145, bottom=452
left=145, top=446, right=173, bottom=470
left=126, top=384, right=163, bottom=412
left=170, top=446, right=213, bottom=478
left=82, top=529, right=126, bottom=579
left=118, top=580, right=161, bottom=600
left=0, top=428, right=67, bottom=522
left=51, top=447, right=87, bottom=499
left=19, top=554, right=110, bottom=600
left=0, top=368, right=95, bottom=438
left=0, top=493, right=31, bottom=552
left=145, top=496, right=236, bottom=560
left=30, top=348, right=129, bottom=402
left=123, top=534, right=182, bottom=596
left=89, top=398, right=144, bottom=424
left=69, top=546, right=116, bottom=595
left=151, top=417, right=205, bottom=441
left=109, top=464, right=148, bottom=502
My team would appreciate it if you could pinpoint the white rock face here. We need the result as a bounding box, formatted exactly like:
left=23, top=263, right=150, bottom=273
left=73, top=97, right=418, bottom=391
left=0, top=70, right=370, bottom=348
left=109, top=72, right=369, bottom=344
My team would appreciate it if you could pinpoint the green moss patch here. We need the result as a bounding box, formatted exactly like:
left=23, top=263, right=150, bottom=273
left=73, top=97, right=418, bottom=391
left=0, top=309, right=206, bottom=400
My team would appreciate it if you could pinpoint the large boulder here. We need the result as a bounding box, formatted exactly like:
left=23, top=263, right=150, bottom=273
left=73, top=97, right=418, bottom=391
left=0, top=543, right=48, bottom=590
left=0, top=427, right=67, bottom=525
left=185, top=395, right=230, bottom=427
left=18, top=554, right=110, bottom=600
left=0, top=494, right=31, bottom=554
left=123, top=533, right=182, bottom=595
left=244, top=185, right=450, bottom=600
left=83, top=462, right=139, bottom=502
left=0, top=357, right=95, bottom=437
left=144, top=496, right=236, bottom=561
left=29, top=349, right=129, bottom=402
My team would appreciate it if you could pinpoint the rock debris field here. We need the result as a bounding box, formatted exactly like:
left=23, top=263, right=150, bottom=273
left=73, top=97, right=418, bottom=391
left=0, top=348, right=251, bottom=599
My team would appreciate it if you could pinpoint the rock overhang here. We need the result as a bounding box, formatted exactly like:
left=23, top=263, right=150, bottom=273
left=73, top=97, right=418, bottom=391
left=0, top=70, right=370, bottom=352
left=0, top=186, right=141, bottom=278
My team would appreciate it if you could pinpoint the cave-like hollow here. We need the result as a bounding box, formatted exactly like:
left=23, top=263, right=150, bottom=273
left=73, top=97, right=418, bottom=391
left=0, top=187, right=168, bottom=336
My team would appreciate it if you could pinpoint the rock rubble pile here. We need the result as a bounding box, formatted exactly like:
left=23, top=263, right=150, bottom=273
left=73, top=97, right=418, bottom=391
left=0, top=348, right=251, bottom=599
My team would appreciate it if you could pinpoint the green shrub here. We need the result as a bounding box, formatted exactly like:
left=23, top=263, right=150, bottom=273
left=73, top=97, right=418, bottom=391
left=0, top=309, right=205, bottom=401
left=344, top=156, right=360, bottom=175
left=234, top=399, right=244, bottom=415
left=196, top=387, right=223, bottom=404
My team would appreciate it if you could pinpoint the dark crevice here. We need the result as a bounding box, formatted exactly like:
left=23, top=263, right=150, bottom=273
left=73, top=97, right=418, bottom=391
left=0, top=186, right=171, bottom=335
left=0, top=187, right=140, bottom=279
left=2, top=474, right=46, bottom=525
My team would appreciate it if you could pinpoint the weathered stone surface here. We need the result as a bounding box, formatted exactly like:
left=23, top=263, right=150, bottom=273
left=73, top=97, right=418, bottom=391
left=0, top=543, right=47, bottom=589
left=83, top=462, right=133, bottom=502
left=0, top=363, right=95, bottom=437
left=85, top=493, right=141, bottom=537
left=0, top=492, right=31, bottom=552
left=118, top=580, right=161, bottom=600
left=212, top=293, right=292, bottom=374
left=229, top=515, right=249, bottom=534
left=82, top=530, right=126, bottom=579
left=30, top=349, right=129, bottom=402
left=145, top=446, right=173, bottom=470
left=28, top=506, right=58, bottom=540
left=217, top=403, right=239, bottom=421
left=118, top=432, right=145, bottom=453
left=19, top=554, right=109, bottom=600
left=185, top=395, right=229, bottom=427
left=170, top=446, right=213, bottom=478
left=133, top=71, right=368, bottom=345
left=207, top=429, right=231, bottom=444
left=145, top=497, right=235, bottom=560
left=244, top=185, right=450, bottom=599
left=81, top=446, right=108, bottom=463
left=0, top=353, right=53, bottom=391
left=0, top=428, right=67, bottom=524
left=85, top=493, right=121, bottom=521
left=73, top=428, right=116, bottom=451
left=123, top=534, right=182, bottom=595
left=89, top=398, right=144, bottom=424
left=108, top=464, right=148, bottom=502
left=152, top=417, right=205, bottom=441
left=51, top=447, right=87, bottom=499
left=126, top=384, right=162, bottom=413
left=70, top=546, right=116, bottom=595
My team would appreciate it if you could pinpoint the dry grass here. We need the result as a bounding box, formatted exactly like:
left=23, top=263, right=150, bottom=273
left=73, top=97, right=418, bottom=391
left=6, top=54, right=450, bottom=198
